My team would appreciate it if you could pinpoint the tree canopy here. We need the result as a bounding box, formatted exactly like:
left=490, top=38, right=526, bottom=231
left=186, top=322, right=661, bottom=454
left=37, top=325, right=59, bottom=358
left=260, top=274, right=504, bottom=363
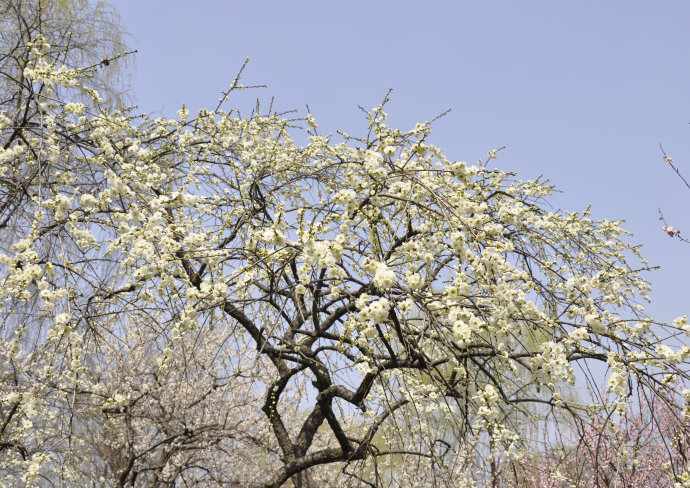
left=1, top=5, right=690, bottom=488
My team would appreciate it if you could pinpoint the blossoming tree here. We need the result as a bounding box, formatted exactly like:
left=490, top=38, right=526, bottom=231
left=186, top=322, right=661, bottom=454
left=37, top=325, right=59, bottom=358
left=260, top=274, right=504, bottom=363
left=2, top=18, right=690, bottom=488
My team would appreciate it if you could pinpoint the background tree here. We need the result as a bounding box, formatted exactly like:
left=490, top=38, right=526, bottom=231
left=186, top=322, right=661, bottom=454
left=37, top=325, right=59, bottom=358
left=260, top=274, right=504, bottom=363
left=2, top=8, right=690, bottom=488
left=0, top=0, right=132, bottom=264
left=0, top=0, right=136, bottom=484
left=0, top=0, right=132, bottom=107
left=501, top=385, right=690, bottom=487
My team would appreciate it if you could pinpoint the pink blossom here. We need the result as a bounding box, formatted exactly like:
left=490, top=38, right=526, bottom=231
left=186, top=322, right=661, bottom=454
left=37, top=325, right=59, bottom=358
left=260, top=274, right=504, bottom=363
left=663, top=225, right=680, bottom=237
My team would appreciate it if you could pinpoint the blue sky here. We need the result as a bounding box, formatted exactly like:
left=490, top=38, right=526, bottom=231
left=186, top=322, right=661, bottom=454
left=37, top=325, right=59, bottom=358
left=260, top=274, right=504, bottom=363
left=116, top=1, right=690, bottom=322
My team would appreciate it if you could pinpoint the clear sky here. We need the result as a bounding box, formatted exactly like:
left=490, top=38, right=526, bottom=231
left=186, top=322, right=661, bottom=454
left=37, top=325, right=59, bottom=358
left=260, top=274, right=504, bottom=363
left=116, top=1, right=690, bottom=323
